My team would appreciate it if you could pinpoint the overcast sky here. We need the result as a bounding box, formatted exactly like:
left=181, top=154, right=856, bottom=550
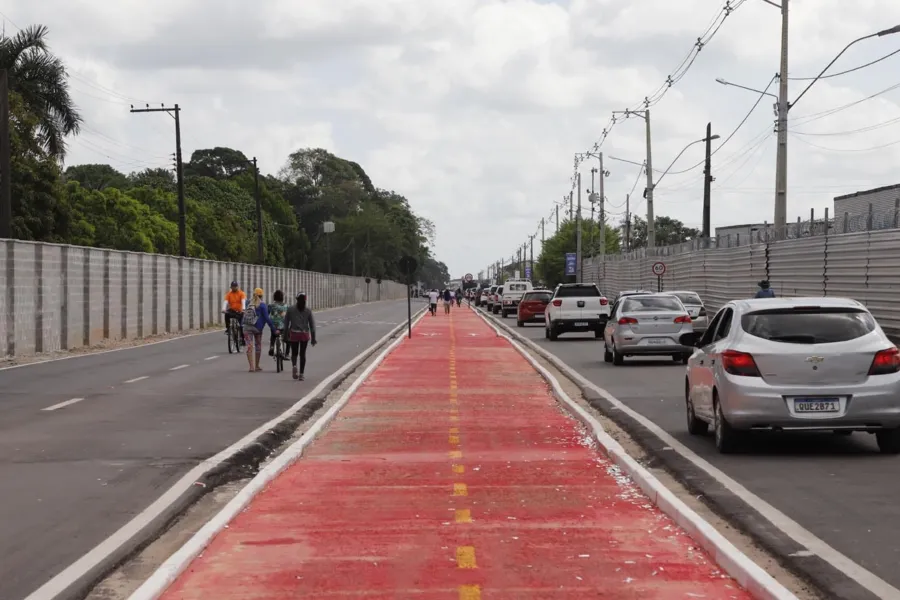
left=6, top=0, right=900, bottom=278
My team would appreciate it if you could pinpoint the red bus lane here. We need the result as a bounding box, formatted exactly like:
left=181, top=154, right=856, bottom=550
left=158, top=307, right=753, bottom=599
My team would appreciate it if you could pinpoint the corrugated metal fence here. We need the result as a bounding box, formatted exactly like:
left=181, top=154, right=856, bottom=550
left=584, top=228, right=900, bottom=337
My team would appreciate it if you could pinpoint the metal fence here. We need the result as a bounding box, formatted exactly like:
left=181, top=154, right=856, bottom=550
left=584, top=225, right=900, bottom=337
left=0, top=239, right=408, bottom=359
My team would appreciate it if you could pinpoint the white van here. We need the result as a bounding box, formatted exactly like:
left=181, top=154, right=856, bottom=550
left=500, top=279, right=534, bottom=318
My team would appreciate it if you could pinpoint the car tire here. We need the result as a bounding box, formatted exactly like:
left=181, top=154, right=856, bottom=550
left=501, top=310, right=508, bottom=318
left=549, top=325, right=559, bottom=341
left=545, top=326, right=550, bottom=339
left=594, top=329, right=602, bottom=339
left=671, top=354, right=681, bottom=363
left=603, top=342, right=612, bottom=363
left=876, top=429, right=900, bottom=454
left=681, top=353, right=690, bottom=365
left=686, top=380, right=708, bottom=435
left=714, top=395, right=740, bottom=454
left=517, top=319, right=524, bottom=327
left=612, top=344, right=624, bottom=366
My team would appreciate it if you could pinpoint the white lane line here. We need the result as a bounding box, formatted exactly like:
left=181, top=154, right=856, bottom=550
left=482, top=310, right=900, bottom=600
left=124, top=376, right=149, bottom=384
left=169, top=364, right=190, bottom=371
left=204, top=356, right=219, bottom=361
left=23, top=307, right=428, bottom=600
left=42, top=398, right=86, bottom=412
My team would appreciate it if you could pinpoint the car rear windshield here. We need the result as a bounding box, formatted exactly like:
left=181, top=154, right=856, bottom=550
left=672, top=292, right=702, bottom=305
left=507, top=283, right=528, bottom=291
left=623, top=296, right=683, bottom=312
left=523, top=292, right=552, bottom=302
left=741, top=307, right=877, bottom=344
left=555, top=285, right=601, bottom=298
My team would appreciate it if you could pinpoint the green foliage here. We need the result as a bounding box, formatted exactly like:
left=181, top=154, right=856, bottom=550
left=536, top=218, right=621, bottom=289
left=64, top=164, right=129, bottom=191
left=627, top=215, right=700, bottom=249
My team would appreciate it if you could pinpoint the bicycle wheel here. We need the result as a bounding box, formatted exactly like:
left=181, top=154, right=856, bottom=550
left=227, top=325, right=236, bottom=354
left=275, top=340, right=284, bottom=373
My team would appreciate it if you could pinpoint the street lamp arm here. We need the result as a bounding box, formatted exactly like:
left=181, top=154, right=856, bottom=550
left=715, top=77, right=777, bottom=100
left=655, top=140, right=702, bottom=187
left=791, top=27, right=900, bottom=109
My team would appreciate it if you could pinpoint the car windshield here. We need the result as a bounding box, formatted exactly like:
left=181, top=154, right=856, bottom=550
left=523, top=292, right=551, bottom=302
left=622, top=296, right=683, bottom=312
left=741, top=307, right=877, bottom=344
left=672, top=292, right=702, bottom=305
left=508, top=283, right=527, bottom=291
left=555, top=285, right=600, bottom=298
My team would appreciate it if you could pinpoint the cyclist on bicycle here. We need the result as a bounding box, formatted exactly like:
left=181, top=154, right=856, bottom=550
left=222, top=281, right=247, bottom=341
left=455, top=288, right=462, bottom=307
left=268, top=290, right=287, bottom=357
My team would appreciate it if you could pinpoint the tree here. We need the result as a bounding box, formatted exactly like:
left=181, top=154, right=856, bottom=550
left=128, top=167, right=176, bottom=192
left=0, top=24, right=81, bottom=157
left=184, top=147, right=252, bottom=180
left=536, top=218, right=621, bottom=289
left=64, top=164, right=129, bottom=191
left=627, top=215, right=700, bottom=249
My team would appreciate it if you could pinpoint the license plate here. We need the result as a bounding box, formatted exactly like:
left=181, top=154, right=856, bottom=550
left=646, top=338, right=667, bottom=345
left=534, top=313, right=544, bottom=318
left=574, top=322, right=588, bottom=327
left=793, top=398, right=840, bottom=413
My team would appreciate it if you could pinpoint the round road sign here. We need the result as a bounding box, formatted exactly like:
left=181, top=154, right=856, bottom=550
left=651, top=261, right=666, bottom=277
left=464, top=273, right=473, bottom=282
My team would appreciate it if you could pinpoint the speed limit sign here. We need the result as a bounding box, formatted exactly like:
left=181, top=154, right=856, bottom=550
left=651, top=262, right=666, bottom=277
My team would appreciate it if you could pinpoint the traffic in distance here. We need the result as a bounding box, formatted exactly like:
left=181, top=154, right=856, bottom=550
left=466, top=264, right=900, bottom=455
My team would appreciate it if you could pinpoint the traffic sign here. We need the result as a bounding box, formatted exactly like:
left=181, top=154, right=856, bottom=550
left=464, top=273, right=473, bottom=282
left=651, top=261, right=666, bottom=277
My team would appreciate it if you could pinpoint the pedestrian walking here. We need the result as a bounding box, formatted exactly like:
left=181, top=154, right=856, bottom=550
left=284, top=292, right=317, bottom=381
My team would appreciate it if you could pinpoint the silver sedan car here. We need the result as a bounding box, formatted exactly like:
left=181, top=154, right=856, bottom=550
left=603, top=293, right=695, bottom=365
left=667, top=290, right=709, bottom=333
left=683, top=297, right=900, bottom=454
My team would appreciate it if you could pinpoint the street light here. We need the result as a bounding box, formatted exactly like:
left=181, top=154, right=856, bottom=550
left=610, top=134, right=719, bottom=190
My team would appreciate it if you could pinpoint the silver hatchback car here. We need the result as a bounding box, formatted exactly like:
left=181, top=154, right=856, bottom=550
left=683, top=297, right=900, bottom=454
left=667, top=291, right=709, bottom=333
left=603, top=293, right=695, bottom=365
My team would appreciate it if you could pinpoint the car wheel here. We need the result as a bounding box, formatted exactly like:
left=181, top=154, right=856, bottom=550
left=603, top=342, right=612, bottom=363
left=544, top=326, right=550, bottom=339
left=501, top=310, right=508, bottom=318
left=686, top=380, right=708, bottom=435
left=517, top=319, right=524, bottom=327
left=681, top=353, right=690, bottom=365
left=671, top=354, right=681, bottom=363
left=549, top=325, right=559, bottom=341
left=612, top=344, right=624, bottom=365
left=594, top=329, right=602, bottom=339
left=876, top=429, right=900, bottom=454
left=714, top=395, right=740, bottom=454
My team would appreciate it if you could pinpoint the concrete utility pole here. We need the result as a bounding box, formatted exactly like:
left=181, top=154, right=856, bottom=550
left=774, top=0, right=789, bottom=236
left=529, top=235, right=534, bottom=279
left=702, top=123, right=713, bottom=239
left=625, top=194, right=631, bottom=251
left=569, top=191, right=573, bottom=220
left=541, top=217, right=545, bottom=244
left=644, top=110, right=655, bottom=249
left=131, top=104, right=186, bottom=256
left=555, top=205, right=559, bottom=233
left=0, top=70, right=10, bottom=239
left=598, top=153, right=606, bottom=259
left=576, top=172, right=583, bottom=283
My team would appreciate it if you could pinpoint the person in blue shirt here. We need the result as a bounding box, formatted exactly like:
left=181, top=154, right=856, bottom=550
left=243, top=287, right=278, bottom=372
left=755, top=280, right=776, bottom=298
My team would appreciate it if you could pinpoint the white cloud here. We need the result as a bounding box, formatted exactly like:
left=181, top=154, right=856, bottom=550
left=7, top=0, right=900, bottom=277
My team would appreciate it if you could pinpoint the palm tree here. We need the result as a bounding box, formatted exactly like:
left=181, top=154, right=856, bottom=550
left=0, top=24, right=81, bottom=158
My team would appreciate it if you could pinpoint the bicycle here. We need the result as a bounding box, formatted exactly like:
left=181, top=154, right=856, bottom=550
left=225, top=311, right=243, bottom=354
left=273, top=332, right=285, bottom=373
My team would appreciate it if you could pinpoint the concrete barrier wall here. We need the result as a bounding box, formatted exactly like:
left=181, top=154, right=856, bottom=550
left=0, top=239, right=408, bottom=359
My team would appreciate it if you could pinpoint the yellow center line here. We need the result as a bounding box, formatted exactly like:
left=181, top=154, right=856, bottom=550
left=453, top=483, right=468, bottom=496
left=455, top=508, right=472, bottom=523
left=459, top=585, right=481, bottom=599
left=456, top=546, right=477, bottom=568
left=449, top=450, right=462, bottom=459
left=449, top=427, right=459, bottom=434
left=452, top=464, right=465, bottom=474
left=449, top=434, right=460, bottom=445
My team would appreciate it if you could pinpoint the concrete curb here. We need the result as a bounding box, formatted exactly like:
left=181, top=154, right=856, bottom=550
left=471, top=306, right=797, bottom=600
left=126, top=308, right=428, bottom=600
left=29, top=307, right=426, bottom=600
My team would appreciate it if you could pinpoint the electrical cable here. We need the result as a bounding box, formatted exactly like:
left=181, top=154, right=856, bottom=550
left=788, top=47, right=900, bottom=81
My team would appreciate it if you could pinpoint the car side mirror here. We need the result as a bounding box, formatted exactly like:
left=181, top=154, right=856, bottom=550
left=679, top=332, right=700, bottom=347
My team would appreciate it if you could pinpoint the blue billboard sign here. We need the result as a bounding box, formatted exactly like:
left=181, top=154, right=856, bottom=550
left=564, top=253, right=576, bottom=276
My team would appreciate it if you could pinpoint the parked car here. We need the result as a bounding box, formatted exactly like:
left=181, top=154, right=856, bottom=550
left=616, top=289, right=652, bottom=301
left=478, top=288, right=490, bottom=307
left=666, top=291, right=709, bottom=332
left=682, top=297, right=900, bottom=454
left=517, top=290, right=552, bottom=326
left=485, top=285, right=498, bottom=311
left=603, top=293, right=694, bottom=365
left=492, top=286, right=504, bottom=314
left=545, top=283, right=610, bottom=340
left=500, top=279, right=534, bottom=318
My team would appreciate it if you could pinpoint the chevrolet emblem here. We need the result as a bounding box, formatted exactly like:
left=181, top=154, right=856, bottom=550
left=805, top=356, right=825, bottom=364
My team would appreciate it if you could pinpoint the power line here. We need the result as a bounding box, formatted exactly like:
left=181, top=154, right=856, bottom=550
left=789, top=132, right=900, bottom=153
left=790, top=80, right=900, bottom=125
left=788, top=47, right=900, bottom=81
left=790, top=114, right=900, bottom=137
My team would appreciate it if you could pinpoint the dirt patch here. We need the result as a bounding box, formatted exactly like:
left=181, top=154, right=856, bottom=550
left=517, top=345, right=820, bottom=600
left=84, top=340, right=391, bottom=600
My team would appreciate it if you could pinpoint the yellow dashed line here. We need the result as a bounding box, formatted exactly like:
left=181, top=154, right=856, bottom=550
left=450, top=414, right=459, bottom=422
left=455, top=508, right=472, bottom=523
left=453, top=483, right=468, bottom=496
left=449, top=434, right=460, bottom=445
left=456, top=546, right=477, bottom=568
left=459, top=585, right=481, bottom=599
left=452, top=464, right=465, bottom=474
left=449, top=450, right=462, bottom=459
left=449, top=427, right=459, bottom=434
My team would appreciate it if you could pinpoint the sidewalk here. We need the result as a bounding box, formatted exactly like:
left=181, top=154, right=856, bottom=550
left=158, top=307, right=753, bottom=599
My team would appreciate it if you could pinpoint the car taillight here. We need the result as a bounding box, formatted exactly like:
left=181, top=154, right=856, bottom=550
left=869, top=347, right=900, bottom=375
left=618, top=317, right=638, bottom=325
left=552, top=299, right=562, bottom=307
left=721, top=350, right=761, bottom=377
left=600, top=297, right=608, bottom=306
left=674, top=315, right=691, bottom=323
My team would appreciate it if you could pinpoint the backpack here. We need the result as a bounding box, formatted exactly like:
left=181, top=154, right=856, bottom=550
left=242, top=303, right=258, bottom=324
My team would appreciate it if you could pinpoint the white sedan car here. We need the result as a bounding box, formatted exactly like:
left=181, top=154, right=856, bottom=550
left=683, top=297, right=900, bottom=454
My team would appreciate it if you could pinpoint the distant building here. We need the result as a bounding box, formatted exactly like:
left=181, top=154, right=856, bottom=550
left=715, top=222, right=772, bottom=244
left=834, top=184, right=900, bottom=233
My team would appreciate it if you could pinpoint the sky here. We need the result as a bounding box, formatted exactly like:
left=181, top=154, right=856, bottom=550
left=6, top=0, right=900, bottom=278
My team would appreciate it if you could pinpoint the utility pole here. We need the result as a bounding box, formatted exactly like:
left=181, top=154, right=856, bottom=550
left=0, top=70, right=10, bottom=239
left=644, top=110, right=655, bottom=249
left=569, top=191, right=573, bottom=220
left=625, top=194, right=631, bottom=251
left=598, top=152, right=606, bottom=259
left=252, top=157, right=263, bottom=263
left=576, top=172, right=583, bottom=283
left=774, top=0, right=790, bottom=236
left=529, top=235, right=534, bottom=280
left=702, top=123, right=713, bottom=239
left=541, top=217, right=545, bottom=244
left=131, top=104, right=186, bottom=256
left=555, top=205, right=559, bottom=233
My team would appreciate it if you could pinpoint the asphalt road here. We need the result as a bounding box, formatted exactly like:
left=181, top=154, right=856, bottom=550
left=0, top=300, right=414, bottom=600
left=481, top=308, right=900, bottom=594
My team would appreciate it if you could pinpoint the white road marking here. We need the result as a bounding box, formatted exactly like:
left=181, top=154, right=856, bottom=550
left=169, top=364, right=189, bottom=371
left=482, top=309, right=900, bottom=599
left=123, top=376, right=149, bottom=384
left=204, top=356, right=219, bottom=361
left=23, top=306, right=427, bottom=600
left=42, top=398, right=86, bottom=412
